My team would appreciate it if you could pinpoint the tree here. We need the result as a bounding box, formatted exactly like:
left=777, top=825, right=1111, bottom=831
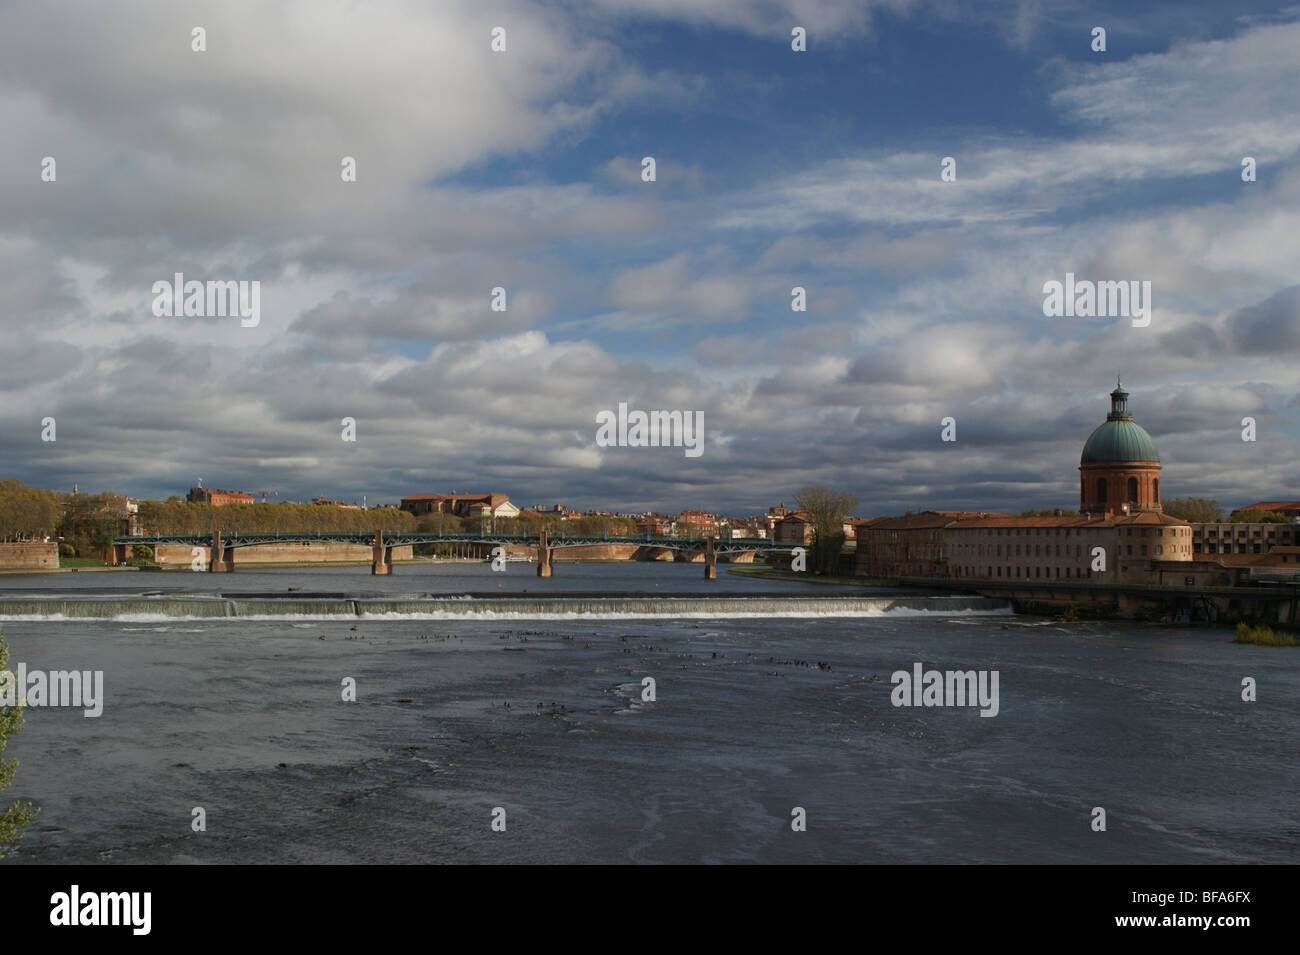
left=0, top=629, right=39, bottom=859
left=1020, top=508, right=1076, bottom=517
left=794, top=486, right=859, bottom=573
left=1227, top=507, right=1291, bottom=524
left=0, top=480, right=61, bottom=541
left=416, top=511, right=465, bottom=534
left=1163, top=497, right=1224, bottom=523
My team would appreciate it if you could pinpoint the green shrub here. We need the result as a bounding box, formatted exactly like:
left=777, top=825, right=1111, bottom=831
left=1234, top=622, right=1299, bottom=646
left=0, top=629, right=40, bottom=859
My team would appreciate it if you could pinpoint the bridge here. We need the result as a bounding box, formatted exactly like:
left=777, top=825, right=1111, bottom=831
left=110, top=530, right=802, bottom=578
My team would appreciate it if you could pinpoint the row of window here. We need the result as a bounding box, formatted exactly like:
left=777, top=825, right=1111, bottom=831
left=1199, top=544, right=1265, bottom=554
left=984, top=526, right=1188, bottom=537
left=955, top=566, right=1091, bottom=579
left=1200, top=530, right=1292, bottom=539
left=954, top=543, right=1189, bottom=557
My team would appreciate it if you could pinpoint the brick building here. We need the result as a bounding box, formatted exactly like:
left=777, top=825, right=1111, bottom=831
left=187, top=487, right=255, bottom=506
left=773, top=510, right=815, bottom=544
left=855, top=511, right=995, bottom=578
left=1079, top=379, right=1163, bottom=516
left=1192, top=521, right=1299, bottom=556
left=945, top=511, right=1193, bottom=585
left=854, top=380, right=1206, bottom=585
left=676, top=510, right=719, bottom=537
left=400, top=493, right=520, bottom=519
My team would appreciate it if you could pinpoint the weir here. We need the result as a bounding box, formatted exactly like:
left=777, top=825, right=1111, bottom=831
left=0, top=593, right=1013, bottom=620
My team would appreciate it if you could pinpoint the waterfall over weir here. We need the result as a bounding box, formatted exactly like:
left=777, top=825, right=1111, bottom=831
left=0, top=592, right=1013, bottom=621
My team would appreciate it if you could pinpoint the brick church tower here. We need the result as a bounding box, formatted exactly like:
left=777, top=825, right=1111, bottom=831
left=1080, top=378, right=1162, bottom=516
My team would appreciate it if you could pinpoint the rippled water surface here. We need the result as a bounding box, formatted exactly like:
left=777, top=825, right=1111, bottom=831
left=2, top=565, right=1295, bottom=863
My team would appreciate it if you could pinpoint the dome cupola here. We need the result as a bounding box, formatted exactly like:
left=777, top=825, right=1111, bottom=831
left=1079, top=377, right=1162, bottom=515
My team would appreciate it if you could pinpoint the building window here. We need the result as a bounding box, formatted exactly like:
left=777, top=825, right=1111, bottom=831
left=1097, top=479, right=1107, bottom=504
left=1127, top=477, right=1138, bottom=503
left=1127, top=545, right=1133, bottom=556
left=1153, top=477, right=1159, bottom=502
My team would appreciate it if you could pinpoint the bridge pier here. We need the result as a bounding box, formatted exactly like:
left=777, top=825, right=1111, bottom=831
left=537, top=530, right=552, bottom=578
left=371, top=531, right=392, bottom=575
left=704, top=536, right=717, bottom=580
left=208, top=532, right=229, bottom=573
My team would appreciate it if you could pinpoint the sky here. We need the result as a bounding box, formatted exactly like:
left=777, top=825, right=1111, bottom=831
left=2, top=0, right=1298, bottom=516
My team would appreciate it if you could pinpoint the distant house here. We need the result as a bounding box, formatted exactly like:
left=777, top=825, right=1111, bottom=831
left=677, top=510, right=719, bottom=538
left=532, top=504, right=573, bottom=518
left=1243, top=501, right=1300, bottom=518
left=773, top=510, right=815, bottom=544
left=312, top=496, right=361, bottom=509
left=187, top=487, right=255, bottom=507
left=636, top=514, right=675, bottom=536
left=400, top=493, right=520, bottom=519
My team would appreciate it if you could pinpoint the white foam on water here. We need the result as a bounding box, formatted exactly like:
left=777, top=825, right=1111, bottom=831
left=0, top=601, right=1013, bottom=623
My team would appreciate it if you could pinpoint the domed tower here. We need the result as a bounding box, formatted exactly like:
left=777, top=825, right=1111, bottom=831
left=1080, top=378, right=1161, bottom=516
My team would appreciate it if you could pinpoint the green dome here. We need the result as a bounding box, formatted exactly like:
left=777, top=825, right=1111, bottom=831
left=1081, top=419, right=1159, bottom=464
left=1081, top=379, right=1159, bottom=464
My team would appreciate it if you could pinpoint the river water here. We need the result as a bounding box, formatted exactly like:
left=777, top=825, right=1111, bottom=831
left=0, top=563, right=1295, bottom=864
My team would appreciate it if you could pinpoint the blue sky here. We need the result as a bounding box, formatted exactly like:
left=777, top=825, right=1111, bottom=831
left=1, top=0, right=1298, bottom=515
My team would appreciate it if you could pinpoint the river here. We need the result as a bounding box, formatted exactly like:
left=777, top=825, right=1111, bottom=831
left=0, top=563, right=1294, bottom=863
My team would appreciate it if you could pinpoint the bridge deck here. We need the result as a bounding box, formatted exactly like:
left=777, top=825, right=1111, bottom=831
left=114, top=532, right=799, bottom=552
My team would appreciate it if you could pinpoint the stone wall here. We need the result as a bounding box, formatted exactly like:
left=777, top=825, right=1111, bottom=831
left=0, top=542, right=59, bottom=570
left=152, top=542, right=413, bottom=565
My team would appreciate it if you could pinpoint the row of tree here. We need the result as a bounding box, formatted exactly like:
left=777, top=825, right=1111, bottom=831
left=795, top=486, right=859, bottom=574
left=136, top=500, right=417, bottom=535
left=1162, top=497, right=1294, bottom=524
left=0, top=481, right=61, bottom=541
left=414, top=511, right=640, bottom=536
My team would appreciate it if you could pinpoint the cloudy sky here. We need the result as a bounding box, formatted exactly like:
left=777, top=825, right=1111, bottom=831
left=2, top=0, right=1298, bottom=516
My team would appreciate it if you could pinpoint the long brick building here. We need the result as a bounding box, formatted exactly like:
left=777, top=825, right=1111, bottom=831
left=855, top=381, right=1197, bottom=586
